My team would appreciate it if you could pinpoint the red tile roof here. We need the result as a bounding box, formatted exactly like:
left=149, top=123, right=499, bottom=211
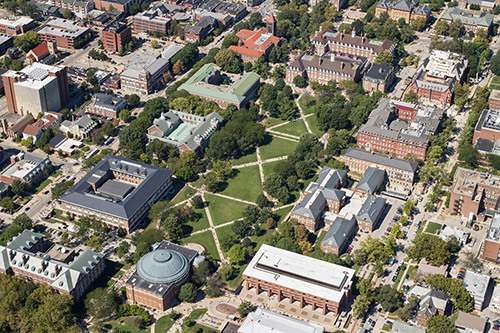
left=268, top=13, right=275, bottom=22
left=23, top=124, right=42, bottom=137
left=232, top=28, right=280, bottom=58
left=31, top=42, right=49, bottom=58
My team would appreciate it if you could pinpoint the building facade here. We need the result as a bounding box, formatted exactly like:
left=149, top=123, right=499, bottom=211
left=38, top=18, right=90, bottom=50
left=0, top=34, right=14, bottom=56
left=102, top=21, right=132, bottom=53
left=86, top=93, right=127, bottom=119
left=0, top=17, right=35, bottom=35
left=242, top=244, right=355, bottom=316
left=0, top=152, right=52, bottom=189
left=320, top=214, right=357, bottom=255
left=94, top=0, right=141, bottom=13
left=441, top=7, right=493, bottom=34
left=484, top=213, right=500, bottom=263
left=375, top=0, right=430, bottom=23
left=355, top=195, right=386, bottom=232
left=60, top=114, right=97, bottom=138
left=50, top=0, right=95, bottom=15
left=363, top=62, right=395, bottom=93
left=184, top=16, right=217, bottom=43
left=120, top=51, right=170, bottom=95
left=133, top=9, right=171, bottom=34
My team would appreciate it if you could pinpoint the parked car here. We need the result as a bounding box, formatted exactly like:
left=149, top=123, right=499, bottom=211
left=406, top=274, right=410, bottom=279
left=392, top=275, right=397, bottom=282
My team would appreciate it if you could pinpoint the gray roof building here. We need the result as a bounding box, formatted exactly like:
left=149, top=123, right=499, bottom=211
left=321, top=214, right=357, bottom=251
left=343, top=147, right=418, bottom=173
left=88, top=93, right=127, bottom=116
left=185, top=15, right=217, bottom=36
left=238, top=308, right=324, bottom=333
left=391, top=321, right=425, bottom=333
left=364, top=62, right=394, bottom=84
left=121, top=50, right=169, bottom=81
left=161, top=44, right=184, bottom=63
left=441, top=8, right=494, bottom=30
left=356, top=167, right=386, bottom=194
left=59, top=155, right=173, bottom=229
left=356, top=195, right=386, bottom=225
left=291, top=190, right=326, bottom=221
left=408, top=285, right=449, bottom=318
left=455, top=311, right=487, bottom=333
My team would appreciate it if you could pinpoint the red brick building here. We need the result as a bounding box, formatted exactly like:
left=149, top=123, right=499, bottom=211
left=85, top=93, right=127, bottom=119
left=0, top=16, right=35, bottom=35
left=357, top=98, right=444, bottom=161
left=363, top=62, right=395, bottom=93
left=489, top=90, right=500, bottom=111
left=242, top=244, right=355, bottom=316
left=375, top=0, right=431, bottom=23
left=407, top=50, right=468, bottom=107
left=132, top=9, right=171, bottom=35
left=50, top=0, right=95, bottom=15
left=102, top=21, right=131, bottom=53
left=320, top=215, right=357, bottom=255
left=38, top=18, right=90, bottom=50
left=484, top=214, right=500, bottom=263
left=94, top=0, right=140, bottom=13
left=0, top=152, right=52, bottom=189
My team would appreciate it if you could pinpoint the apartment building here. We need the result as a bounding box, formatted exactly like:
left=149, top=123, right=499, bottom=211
left=50, top=0, right=95, bottom=15
left=133, top=9, right=171, bottom=34
left=464, top=271, right=490, bottom=310
left=0, top=16, right=35, bottom=35
left=320, top=214, right=357, bottom=255
left=407, top=50, right=468, bottom=106
left=310, top=28, right=396, bottom=62
left=101, top=21, right=131, bottom=53
left=0, top=152, right=52, bottom=189
left=484, top=213, right=500, bottom=263
left=38, top=18, right=90, bottom=50
left=120, top=51, right=170, bottom=95
left=85, top=93, right=127, bottom=119
left=355, top=195, right=386, bottom=232
left=376, top=0, right=430, bottom=23
left=441, top=8, right=493, bottom=34
left=94, top=0, right=141, bottom=13
left=357, top=98, right=444, bottom=161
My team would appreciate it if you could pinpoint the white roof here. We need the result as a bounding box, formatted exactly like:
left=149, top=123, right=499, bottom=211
left=238, top=308, right=324, bottom=333
left=492, top=284, right=500, bottom=309
left=439, top=226, right=469, bottom=244
left=55, top=138, right=83, bottom=154
left=242, top=244, right=355, bottom=303
left=464, top=270, right=490, bottom=303
left=0, top=16, right=33, bottom=28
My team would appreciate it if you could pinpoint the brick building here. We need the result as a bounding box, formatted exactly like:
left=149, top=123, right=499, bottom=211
left=38, top=18, right=90, bottom=50
left=0, top=230, right=104, bottom=299
left=85, top=93, right=127, bottom=119
left=286, top=51, right=369, bottom=85
left=489, top=89, right=500, bottom=111
left=184, top=16, right=217, bottom=43
left=458, top=0, right=499, bottom=10
left=0, top=16, right=35, bottom=35
left=50, top=0, right=95, bottom=15
left=375, top=0, right=430, bottom=23
left=363, top=62, right=395, bottom=93
left=355, top=195, right=386, bottom=232
left=0, top=34, right=14, bottom=56
left=355, top=167, right=386, bottom=195
left=59, top=155, right=173, bottom=233
left=484, top=213, right=500, bottom=263
left=310, top=28, right=395, bottom=62
left=133, top=8, right=171, bottom=35
left=441, top=7, right=493, bottom=34
left=242, top=244, right=355, bottom=316
left=238, top=308, right=324, bottom=333
left=0, top=152, right=52, bottom=189
left=125, top=241, right=199, bottom=310
left=120, top=51, right=170, bottom=95
left=408, top=286, right=449, bottom=328
left=449, top=167, right=500, bottom=219
left=290, top=166, right=347, bottom=231
left=22, top=112, right=61, bottom=143
left=339, top=147, right=419, bottom=193
left=472, top=108, right=500, bottom=155
left=407, top=50, right=468, bottom=106
left=178, top=63, right=260, bottom=109
left=94, top=0, right=141, bottom=13
left=320, top=214, right=357, bottom=255
left=102, top=21, right=131, bottom=53
left=357, top=98, right=444, bottom=161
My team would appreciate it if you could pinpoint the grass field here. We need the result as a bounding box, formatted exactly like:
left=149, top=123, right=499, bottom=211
left=105, top=316, right=150, bottom=333
left=393, top=264, right=407, bottom=288
left=490, top=83, right=500, bottom=90
left=155, top=316, right=175, bottom=333
left=231, top=149, right=257, bottom=165
left=264, top=117, right=285, bottom=128
left=314, top=230, right=325, bottom=250
left=181, top=204, right=210, bottom=234
left=298, top=95, right=317, bottom=115
left=273, top=206, right=293, bottom=223
left=425, top=221, right=442, bottom=234
left=259, top=136, right=298, bottom=160
left=305, top=115, right=324, bottom=138
left=273, top=119, right=308, bottom=137
left=179, top=230, right=220, bottom=261
left=205, top=193, right=247, bottom=225
left=261, top=160, right=279, bottom=179
left=34, top=178, right=52, bottom=194
left=215, top=225, right=235, bottom=253
left=221, top=166, right=262, bottom=203
left=171, top=186, right=197, bottom=205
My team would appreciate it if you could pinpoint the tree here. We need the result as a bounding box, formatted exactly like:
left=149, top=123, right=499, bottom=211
left=403, top=200, right=415, bottom=216
left=228, top=244, right=246, bottom=265
left=119, top=109, right=131, bottom=122
left=390, top=223, right=405, bottom=238
left=266, top=218, right=276, bottom=229
left=0, top=197, right=14, bottom=211
left=63, top=8, right=72, bottom=19
left=404, top=91, right=419, bottom=103
left=435, top=20, right=449, bottom=36
left=215, top=49, right=242, bottom=73
left=237, top=301, right=253, bottom=317
left=93, top=83, right=101, bottom=93
left=458, top=144, right=481, bottom=167
left=426, top=315, right=457, bottom=333
left=178, top=283, right=197, bottom=302
left=231, top=220, right=249, bottom=238
left=294, top=224, right=308, bottom=242
left=242, top=205, right=260, bottom=225
left=12, top=179, right=26, bottom=197
left=101, top=121, right=115, bottom=137
left=374, top=50, right=393, bottom=65
left=256, top=193, right=268, bottom=208
left=91, top=128, right=105, bottom=145
left=405, top=234, right=451, bottom=266
left=399, top=294, right=419, bottom=321
left=87, top=236, right=104, bottom=251
left=21, top=136, right=34, bottom=150
left=115, top=241, right=130, bottom=257
left=14, top=30, right=39, bottom=52
left=151, top=40, right=159, bottom=48
left=352, top=294, right=371, bottom=318
left=293, top=75, right=306, bottom=88
left=376, top=285, right=403, bottom=312
left=51, top=180, right=74, bottom=200
left=491, top=52, right=500, bottom=76
left=172, top=59, right=184, bottom=75
left=212, top=160, right=233, bottom=181
left=192, top=195, right=203, bottom=209
left=85, top=287, right=120, bottom=320
left=449, top=20, right=463, bottom=37
left=222, top=33, right=239, bottom=48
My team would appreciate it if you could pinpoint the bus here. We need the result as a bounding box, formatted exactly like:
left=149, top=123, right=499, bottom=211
left=85, top=148, right=99, bottom=160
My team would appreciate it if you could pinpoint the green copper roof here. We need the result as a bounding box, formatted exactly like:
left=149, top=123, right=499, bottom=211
left=232, top=72, right=260, bottom=96
left=136, top=249, right=189, bottom=284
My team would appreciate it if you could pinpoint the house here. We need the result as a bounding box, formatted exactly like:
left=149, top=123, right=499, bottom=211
left=25, top=42, right=56, bottom=65
left=320, top=214, right=357, bottom=255
left=6, top=114, right=34, bottom=138
left=355, top=195, right=386, bottom=232
left=463, top=270, right=490, bottom=310
left=455, top=312, right=487, bottom=333
left=60, top=115, right=97, bottom=139
left=22, top=113, right=61, bottom=143
left=363, top=62, right=395, bottom=93
left=355, top=167, right=386, bottom=195
left=408, top=285, right=449, bottom=328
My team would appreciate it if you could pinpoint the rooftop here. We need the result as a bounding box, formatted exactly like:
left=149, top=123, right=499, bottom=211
left=463, top=270, right=490, bottom=303
left=455, top=311, right=487, bottom=332
left=356, top=167, right=385, bottom=193
left=321, top=214, right=357, bottom=249
left=441, top=7, right=494, bottom=27
left=343, top=147, right=418, bottom=173
left=238, top=308, right=324, bottom=333
left=364, top=62, right=394, bottom=83
left=311, top=28, right=395, bottom=55
left=39, top=18, right=89, bottom=39
left=391, top=321, right=425, bottom=333
left=122, top=51, right=169, bottom=79
left=356, top=195, right=386, bottom=224
left=1, top=152, right=52, bottom=183
left=0, top=16, right=33, bottom=28
left=242, top=244, right=355, bottom=303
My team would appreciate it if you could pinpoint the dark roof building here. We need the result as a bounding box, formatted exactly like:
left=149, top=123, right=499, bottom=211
left=363, top=62, right=395, bottom=93
left=59, top=155, right=173, bottom=233
left=355, top=167, right=386, bottom=195
left=441, top=8, right=494, bottom=33
left=48, top=134, right=67, bottom=149
left=355, top=195, right=386, bottom=232
left=126, top=240, right=199, bottom=310
left=184, top=16, right=217, bottom=43
left=86, top=93, right=127, bottom=119
left=321, top=214, right=357, bottom=255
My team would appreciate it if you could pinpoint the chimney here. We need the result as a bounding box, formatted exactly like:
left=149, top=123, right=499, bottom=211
left=330, top=53, right=335, bottom=62
left=352, top=29, right=356, bottom=38
left=319, top=58, right=322, bottom=66
left=341, top=63, right=345, bottom=69
left=371, top=151, right=374, bottom=155
left=379, top=67, right=383, bottom=73
left=340, top=33, right=343, bottom=39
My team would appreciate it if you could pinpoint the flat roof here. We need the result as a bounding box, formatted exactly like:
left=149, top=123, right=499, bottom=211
left=238, top=308, right=324, bottom=333
left=39, top=18, right=89, bottom=39
left=464, top=270, right=490, bottom=302
left=0, top=16, right=33, bottom=28
left=97, top=179, right=135, bottom=199
left=243, top=244, right=355, bottom=303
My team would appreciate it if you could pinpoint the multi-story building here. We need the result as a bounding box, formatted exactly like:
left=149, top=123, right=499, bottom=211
left=458, top=0, right=499, bottom=10
left=85, top=93, right=127, bottom=119
left=392, top=321, right=425, bottom=333
left=355, top=195, right=386, bottom=232
left=101, top=21, right=131, bottom=53
left=286, top=52, right=369, bottom=85
left=60, top=114, right=97, bottom=139
left=340, top=147, right=419, bottom=193
left=0, top=34, right=14, bottom=56
left=120, top=51, right=170, bottom=95
left=290, top=166, right=347, bottom=231
left=184, top=16, right=217, bottom=43
left=376, top=0, right=431, bottom=23
left=0, top=152, right=52, bottom=189
left=449, top=167, right=500, bottom=218
left=147, top=110, right=222, bottom=153
left=407, top=50, right=468, bottom=106
left=472, top=108, right=500, bottom=154
left=455, top=312, right=487, bottom=333
left=2, top=63, right=70, bottom=116
left=355, top=167, right=386, bottom=195
left=0, top=16, right=35, bottom=35
left=238, top=308, right=324, bottom=333
left=310, top=28, right=396, bottom=62
left=408, top=286, right=449, bottom=328
left=356, top=98, right=444, bottom=161
left=22, top=112, right=61, bottom=143
left=178, top=63, right=260, bottom=109
left=242, top=244, right=355, bottom=316
left=38, top=18, right=90, bottom=50
left=320, top=214, right=357, bottom=255
left=363, top=62, right=395, bottom=93
left=94, top=0, right=142, bottom=13
left=489, top=89, right=500, bottom=111
left=133, top=9, right=171, bottom=35
left=50, top=0, right=95, bottom=15
left=0, top=230, right=104, bottom=299
left=188, top=0, right=247, bottom=20
left=229, top=14, right=280, bottom=63
left=464, top=270, right=490, bottom=310
left=310, top=0, right=347, bottom=10
left=126, top=240, right=199, bottom=310
left=193, top=9, right=233, bottom=26
left=5, top=115, right=34, bottom=138
left=484, top=213, right=500, bottom=263
left=59, top=155, right=173, bottom=233
left=441, top=8, right=493, bottom=34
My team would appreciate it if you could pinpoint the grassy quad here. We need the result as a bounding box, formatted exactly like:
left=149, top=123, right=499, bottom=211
left=220, top=165, right=262, bottom=203
left=103, top=316, right=150, bottom=333
left=171, top=186, right=197, bottom=205
left=205, top=193, right=248, bottom=225
left=305, top=115, right=324, bottom=139
left=264, top=117, right=286, bottom=128
left=231, top=149, right=258, bottom=165
left=259, top=136, right=299, bottom=160
left=424, top=221, right=442, bottom=235
left=261, top=160, right=279, bottom=179
left=298, top=95, right=317, bottom=115
left=155, top=316, right=175, bottom=333
left=179, top=230, right=220, bottom=261
left=273, top=119, right=308, bottom=137
left=273, top=206, right=293, bottom=223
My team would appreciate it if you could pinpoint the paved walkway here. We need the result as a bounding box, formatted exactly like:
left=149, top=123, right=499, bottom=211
left=295, top=94, right=313, bottom=134
left=266, top=130, right=300, bottom=142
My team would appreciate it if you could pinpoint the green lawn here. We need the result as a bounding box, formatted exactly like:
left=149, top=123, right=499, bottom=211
left=259, top=136, right=298, bottom=160
left=104, top=316, right=150, bottom=333
left=171, top=186, right=197, bottom=205
left=51, top=170, right=63, bottom=178
left=231, top=149, right=258, bottom=165
left=180, top=204, right=210, bottom=234
left=155, top=316, right=175, bottom=333
left=406, top=265, right=417, bottom=280
left=305, top=115, right=324, bottom=138
left=179, top=230, right=220, bottom=261
left=273, top=206, right=293, bottom=223
left=425, top=221, right=442, bottom=234
left=215, top=225, right=235, bottom=253
left=382, top=323, right=392, bottom=332
left=262, top=160, right=279, bottom=179
left=273, top=119, right=308, bottom=137
left=416, top=225, right=424, bottom=236
left=264, top=117, right=285, bottom=128
left=205, top=193, right=247, bottom=225
left=490, top=83, right=500, bottom=90
left=393, top=264, right=407, bottom=288
left=220, top=165, right=262, bottom=203
left=450, top=311, right=459, bottom=325
left=314, top=230, right=325, bottom=250
left=298, top=95, right=317, bottom=115
left=491, top=76, right=500, bottom=85
left=189, top=308, right=208, bottom=321
left=34, top=178, right=52, bottom=194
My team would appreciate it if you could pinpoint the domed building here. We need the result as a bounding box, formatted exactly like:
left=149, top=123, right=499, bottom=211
left=126, top=241, right=199, bottom=310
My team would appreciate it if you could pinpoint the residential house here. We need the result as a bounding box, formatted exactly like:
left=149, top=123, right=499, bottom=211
left=22, top=113, right=61, bottom=143
left=60, top=115, right=97, bottom=139
left=408, top=285, right=450, bottom=328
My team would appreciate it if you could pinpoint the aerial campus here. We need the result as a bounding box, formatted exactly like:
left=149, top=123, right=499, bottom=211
left=1, top=0, right=500, bottom=332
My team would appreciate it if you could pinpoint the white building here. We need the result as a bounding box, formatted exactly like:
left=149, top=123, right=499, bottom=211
left=440, top=226, right=469, bottom=246
left=492, top=283, right=500, bottom=310
left=238, top=308, right=324, bottom=333
left=463, top=270, right=491, bottom=310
